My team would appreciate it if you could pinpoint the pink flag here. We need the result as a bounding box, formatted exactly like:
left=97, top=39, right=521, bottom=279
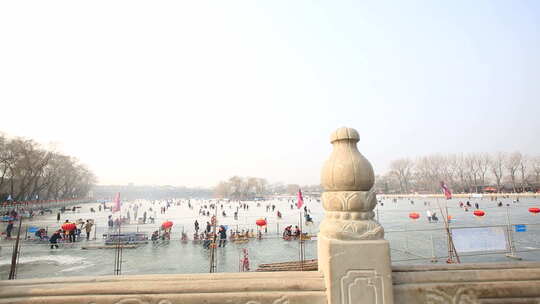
left=297, top=189, right=304, bottom=209
left=440, top=182, right=452, bottom=200
left=112, top=192, right=121, bottom=213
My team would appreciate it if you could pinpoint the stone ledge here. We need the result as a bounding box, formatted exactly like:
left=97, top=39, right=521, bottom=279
left=1, top=271, right=324, bottom=286
left=392, top=263, right=540, bottom=304
left=392, top=261, right=540, bottom=272
left=0, top=271, right=327, bottom=304
left=1, top=291, right=328, bottom=304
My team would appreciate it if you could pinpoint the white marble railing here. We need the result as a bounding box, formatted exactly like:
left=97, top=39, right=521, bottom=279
left=2, top=127, right=540, bottom=304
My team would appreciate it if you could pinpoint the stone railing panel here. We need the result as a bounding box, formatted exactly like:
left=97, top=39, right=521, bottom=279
left=0, top=271, right=327, bottom=304
left=392, top=262, right=540, bottom=304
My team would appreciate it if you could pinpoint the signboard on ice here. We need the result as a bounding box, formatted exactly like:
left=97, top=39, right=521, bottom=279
left=514, top=224, right=527, bottom=232
left=451, top=227, right=508, bottom=253
left=27, top=226, right=39, bottom=233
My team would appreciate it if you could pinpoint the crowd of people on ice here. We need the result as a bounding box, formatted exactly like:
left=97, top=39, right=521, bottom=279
left=378, top=195, right=530, bottom=224
left=2, top=197, right=320, bottom=250
left=2, top=217, right=95, bottom=249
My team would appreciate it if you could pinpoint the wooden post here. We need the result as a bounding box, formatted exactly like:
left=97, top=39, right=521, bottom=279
left=9, top=218, right=23, bottom=280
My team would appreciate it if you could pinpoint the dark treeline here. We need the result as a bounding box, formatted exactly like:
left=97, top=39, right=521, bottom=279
left=0, top=133, right=96, bottom=201
left=375, top=152, right=540, bottom=194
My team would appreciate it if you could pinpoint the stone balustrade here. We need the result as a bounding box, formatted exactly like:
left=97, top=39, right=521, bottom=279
left=2, top=127, right=540, bottom=304
left=4, top=262, right=540, bottom=303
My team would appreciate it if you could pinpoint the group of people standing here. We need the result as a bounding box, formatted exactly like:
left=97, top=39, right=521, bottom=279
left=282, top=225, right=302, bottom=240
left=49, top=219, right=94, bottom=249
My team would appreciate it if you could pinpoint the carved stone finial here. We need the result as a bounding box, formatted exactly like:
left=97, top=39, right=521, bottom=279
left=319, top=127, right=383, bottom=240
left=322, top=127, right=374, bottom=191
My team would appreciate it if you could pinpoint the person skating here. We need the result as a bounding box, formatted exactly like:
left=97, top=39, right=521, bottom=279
left=294, top=226, right=301, bottom=238
left=5, top=220, right=14, bottom=239
left=202, top=232, right=211, bottom=249
left=218, top=226, right=227, bottom=247
left=69, top=225, right=76, bottom=242
left=49, top=230, right=62, bottom=249
left=305, top=213, right=313, bottom=224
left=151, top=230, right=159, bottom=243
left=108, top=216, right=114, bottom=229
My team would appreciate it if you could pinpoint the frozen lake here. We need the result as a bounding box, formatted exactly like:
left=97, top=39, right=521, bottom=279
left=1, top=195, right=540, bottom=280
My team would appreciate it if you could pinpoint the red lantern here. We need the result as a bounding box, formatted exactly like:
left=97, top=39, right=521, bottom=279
left=529, top=207, right=540, bottom=215
left=161, top=221, right=173, bottom=229
left=256, top=218, right=267, bottom=227
left=408, top=212, right=420, bottom=220
left=473, top=210, right=485, bottom=217
left=62, top=222, right=76, bottom=231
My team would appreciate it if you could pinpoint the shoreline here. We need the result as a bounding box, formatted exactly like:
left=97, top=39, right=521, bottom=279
left=377, top=192, right=539, bottom=198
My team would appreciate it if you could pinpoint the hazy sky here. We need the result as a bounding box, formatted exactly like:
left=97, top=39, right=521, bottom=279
left=1, top=1, right=539, bottom=187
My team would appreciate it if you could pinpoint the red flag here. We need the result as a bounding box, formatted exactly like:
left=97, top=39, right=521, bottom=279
left=112, top=192, right=121, bottom=213
left=440, top=182, right=452, bottom=200
left=297, top=189, right=304, bottom=209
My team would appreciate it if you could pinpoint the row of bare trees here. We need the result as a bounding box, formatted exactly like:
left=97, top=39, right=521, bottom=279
left=376, top=152, right=540, bottom=194
left=214, top=176, right=269, bottom=199
left=213, top=176, right=322, bottom=199
left=0, top=134, right=96, bottom=202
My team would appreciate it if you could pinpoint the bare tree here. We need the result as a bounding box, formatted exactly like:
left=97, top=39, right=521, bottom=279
left=379, top=152, right=537, bottom=194
left=286, top=184, right=300, bottom=195
left=0, top=134, right=95, bottom=201
left=476, top=153, right=491, bottom=187
left=464, top=154, right=480, bottom=192
left=505, top=152, right=522, bottom=192
left=214, top=177, right=269, bottom=199
left=214, top=181, right=230, bottom=198
left=447, top=154, right=465, bottom=192
left=390, top=158, right=413, bottom=193
left=490, top=152, right=506, bottom=192
left=255, top=178, right=268, bottom=196
left=228, top=176, right=244, bottom=199
left=439, top=155, right=456, bottom=190
left=519, top=155, right=529, bottom=192
left=533, top=156, right=540, bottom=184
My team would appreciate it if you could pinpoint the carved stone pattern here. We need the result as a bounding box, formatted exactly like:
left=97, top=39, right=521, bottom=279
left=322, top=190, right=377, bottom=213
left=90, top=296, right=289, bottom=304
left=341, top=220, right=383, bottom=237
left=320, top=218, right=384, bottom=240
left=271, top=296, right=289, bottom=304
left=90, top=299, right=172, bottom=304
left=340, top=270, right=384, bottom=304
left=424, top=287, right=479, bottom=304
left=243, top=296, right=289, bottom=304
left=108, top=299, right=172, bottom=304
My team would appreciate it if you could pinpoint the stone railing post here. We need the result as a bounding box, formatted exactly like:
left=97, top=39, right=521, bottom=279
left=318, top=127, right=394, bottom=304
